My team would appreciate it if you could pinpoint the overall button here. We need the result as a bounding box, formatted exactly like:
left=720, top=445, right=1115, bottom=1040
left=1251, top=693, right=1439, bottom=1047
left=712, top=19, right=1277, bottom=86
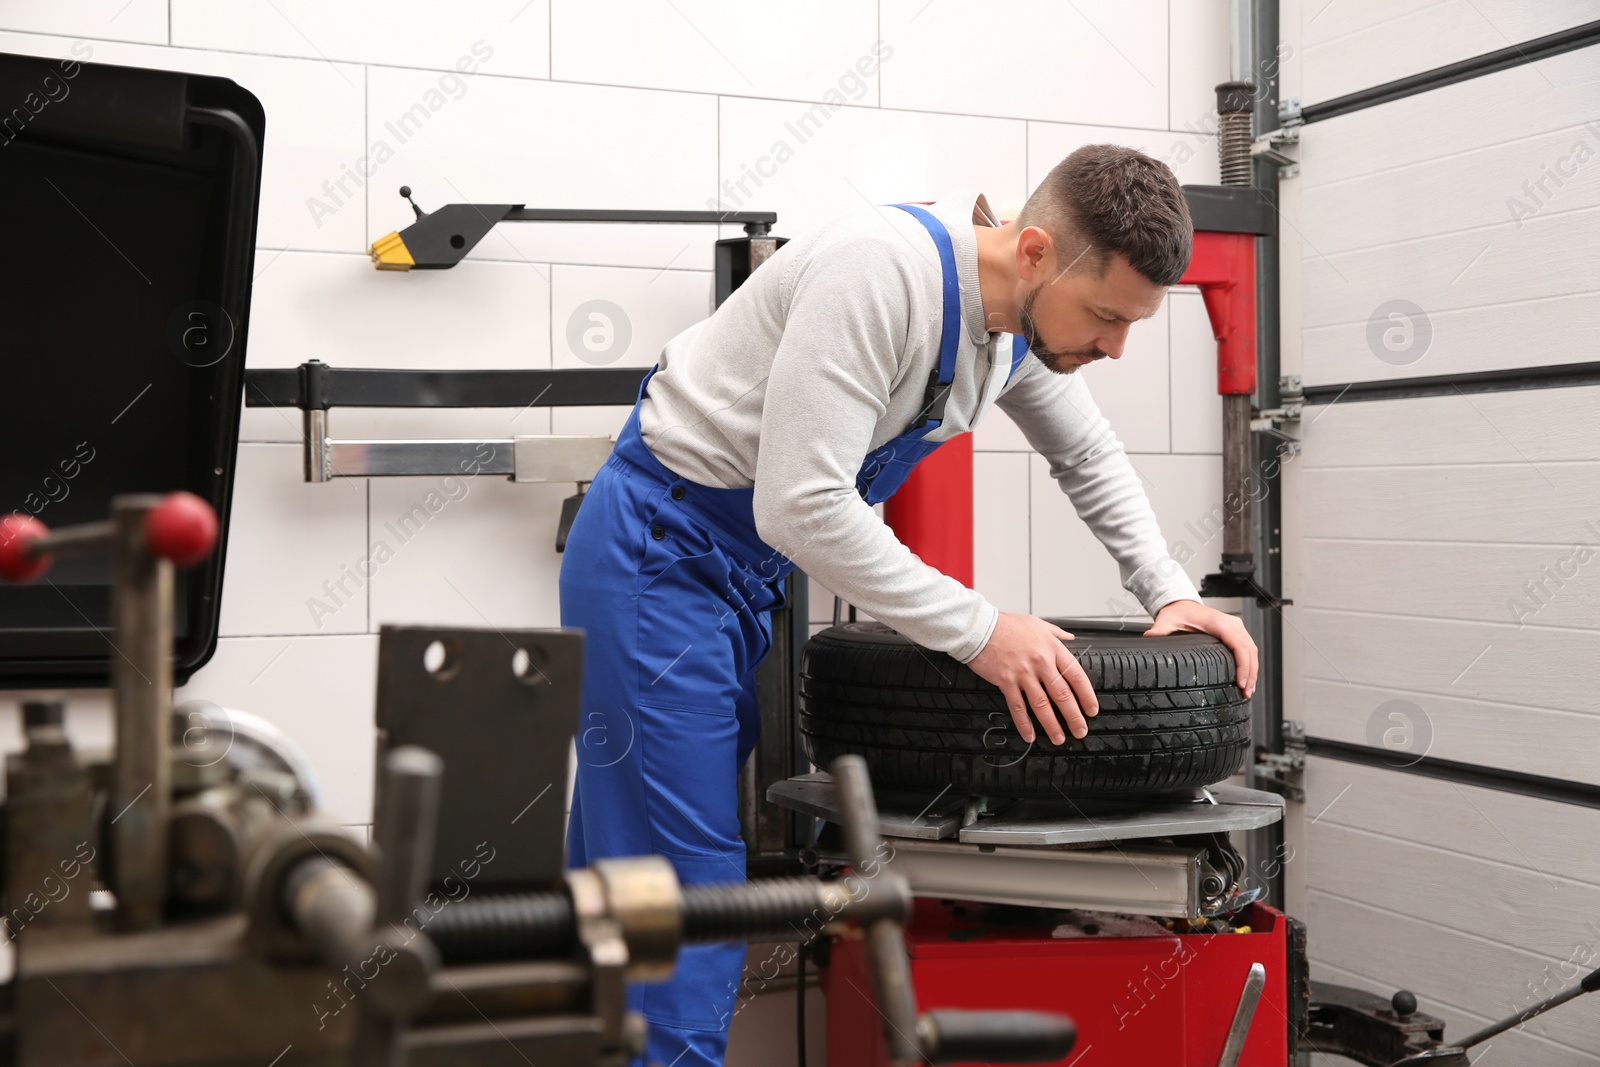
left=671, top=485, right=686, bottom=501
left=651, top=524, right=666, bottom=540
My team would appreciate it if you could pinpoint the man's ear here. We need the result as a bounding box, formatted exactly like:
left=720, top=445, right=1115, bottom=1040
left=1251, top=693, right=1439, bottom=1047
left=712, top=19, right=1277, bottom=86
left=1016, top=225, right=1053, bottom=282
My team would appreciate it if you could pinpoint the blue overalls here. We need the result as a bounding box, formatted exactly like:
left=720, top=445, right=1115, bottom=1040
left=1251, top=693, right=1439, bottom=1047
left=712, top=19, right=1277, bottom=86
left=559, top=204, right=1028, bottom=1067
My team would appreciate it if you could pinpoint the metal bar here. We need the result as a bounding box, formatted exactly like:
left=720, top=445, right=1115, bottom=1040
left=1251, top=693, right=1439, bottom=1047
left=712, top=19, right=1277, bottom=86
left=511, top=437, right=615, bottom=483
left=1302, top=360, right=1600, bottom=404
left=352, top=746, right=446, bottom=1067
left=325, top=439, right=513, bottom=478
left=1300, top=20, right=1600, bottom=124
left=1245, top=0, right=1289, bottom=913
left=1454, top=968, right=1599, bottom=1049
left=1222, top=394, right=1252, bottom=559
left=882, top=840, right=1204, bottom=917
left=503, top=207, right=776, bottom=226
left=1307, top=737, right=1600, bottom=811
left=743, top=573, right=804, bottom=864
left=27, top=520, right=116, bottom=557
left=246, top=365, right=648, bottom=410
left=832, top=756, right=920, bottom=1067
left=305, top=409, right=330, bottom=482
left=312, top=438, right=614, bottom=483
left=111, top=496, right=173, bottom=931
left=1217, top=962, right=1266, bottom=1067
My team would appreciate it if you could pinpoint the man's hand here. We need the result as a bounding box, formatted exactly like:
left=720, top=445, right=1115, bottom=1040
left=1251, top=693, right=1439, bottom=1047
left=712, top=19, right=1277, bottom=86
left=967, top=613, right=1098, bottom=745
left=1144, top=600, right=1258, bottom=699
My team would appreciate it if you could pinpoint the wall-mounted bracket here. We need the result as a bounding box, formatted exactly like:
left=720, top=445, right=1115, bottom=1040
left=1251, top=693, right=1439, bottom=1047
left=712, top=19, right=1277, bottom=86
left=1252, top=97, right=1302, bottom=177
left=1253, top=720, right=1307, bottom=803
left=1251, top=374, right=1305, bottom=457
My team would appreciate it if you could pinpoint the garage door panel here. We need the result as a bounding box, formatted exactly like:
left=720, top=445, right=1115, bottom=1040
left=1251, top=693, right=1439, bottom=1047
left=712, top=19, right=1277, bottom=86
left=1302, top=388, right=1600, bottom=468
left=1302, top=608, right=1600, bottom=717
left=1302, top=539, right=1600, bottom=630
left=1301, top=201, right=1600, bottom=327
left=1306, top=758, right=1600, bottom=885
left=1302, top=290, right=1600, bottom=388
left=1302, top=122, right=1600, bottom=256
left=1304, top=678, right=1600, bottom=786
left=1300, top=45, right=1600, bottom=189
left=1308, top=822, right=1600, bottom=962
left=1306, top=890, right=1600, bottom=1057
left=1305, top=463, right=1600, bottom=543
left=1302, top=2, right=1599, bottom=114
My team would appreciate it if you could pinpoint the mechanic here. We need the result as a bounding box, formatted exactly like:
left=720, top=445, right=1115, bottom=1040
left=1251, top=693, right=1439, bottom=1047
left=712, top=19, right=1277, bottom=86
left=560, top=143, right=1260, bottom=1067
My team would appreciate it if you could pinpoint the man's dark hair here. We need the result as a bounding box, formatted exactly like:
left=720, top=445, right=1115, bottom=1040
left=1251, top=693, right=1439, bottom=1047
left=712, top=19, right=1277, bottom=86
left=1014, top=144, right=1193, bottom=286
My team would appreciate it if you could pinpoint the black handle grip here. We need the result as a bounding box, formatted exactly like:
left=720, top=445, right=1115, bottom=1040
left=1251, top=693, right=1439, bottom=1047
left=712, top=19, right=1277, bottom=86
left=1582, top=965, right=1600, bottom=994
left=917, top=1010, right=1077, bottom=1065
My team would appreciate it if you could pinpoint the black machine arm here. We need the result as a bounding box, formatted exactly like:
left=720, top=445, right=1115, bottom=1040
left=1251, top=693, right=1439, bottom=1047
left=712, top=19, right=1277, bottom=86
left=369, top=185, right=778, bottom=270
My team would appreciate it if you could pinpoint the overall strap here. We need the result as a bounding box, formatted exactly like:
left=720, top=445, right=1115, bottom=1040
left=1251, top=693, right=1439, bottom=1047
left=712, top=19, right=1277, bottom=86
left=888, top=203, right=960, bottom=430
left=1009, top=333, right=1029, bottom=381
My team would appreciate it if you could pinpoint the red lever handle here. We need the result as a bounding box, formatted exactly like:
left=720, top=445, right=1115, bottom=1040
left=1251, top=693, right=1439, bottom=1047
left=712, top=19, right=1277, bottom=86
left=0, top=515, right=51, bottom=582
left=0, top=492, right=218, bottom=582
left=143, top=491, right=219, bottom=567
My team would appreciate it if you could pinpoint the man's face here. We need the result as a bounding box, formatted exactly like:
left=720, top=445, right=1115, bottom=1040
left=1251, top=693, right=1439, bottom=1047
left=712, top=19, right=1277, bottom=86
left=1018, top=252, right=1169, bottom=375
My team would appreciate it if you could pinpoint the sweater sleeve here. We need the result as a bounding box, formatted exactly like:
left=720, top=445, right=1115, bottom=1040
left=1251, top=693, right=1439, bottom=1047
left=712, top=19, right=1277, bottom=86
left=995, top=356, right=1202, bottom=616
left=751, top=236, right=1000, bottom=663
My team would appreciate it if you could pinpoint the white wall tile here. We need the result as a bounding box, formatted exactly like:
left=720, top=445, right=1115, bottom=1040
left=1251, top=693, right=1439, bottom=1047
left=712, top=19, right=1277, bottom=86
left=974, top=310, right=1173, bottom=456
left=1169, top=0, right=1233, bottom=135
left=172, top=1, right=549, bottom=79
left=1168, top=290, right=1223, bottom=453
left=553, top=0, right=878, bottom=103
left=1078, top=303, right=1170, bottom=454
left=366, top=474, right=569, bottom=632
left=1028, top=118, right=1221, bottom=191
left=879, top=0, right=1168, bottom=129
left=550, top=404, right=630, bottom=439
left=0, top=31, right=366, bottom=253
left=240, top=250, right=551, bottom=443
left=973, top=452, right=1030, bottom=614
left=1030, top=452, right=1129, bottom=617
left=972, top=405, right=1031, bottom=453
left=365, top=69, right=719, bottom=270
left=546, top=264, right=712, bottom=437
left=718, top=96, right=1026, bottom=239
left=0, top=1, right=167, bottom=45
left=550, top=264, right=713, bottom=370
left=176, top=635, right=379, bottom=825
left=1030, top=452, right=1222, bottom=618
left=218, top=444, right=370, bottom=637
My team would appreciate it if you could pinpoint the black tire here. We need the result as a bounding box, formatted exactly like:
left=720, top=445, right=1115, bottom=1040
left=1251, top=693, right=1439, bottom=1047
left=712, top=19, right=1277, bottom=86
left=798, top=618, right=1250, bottom=797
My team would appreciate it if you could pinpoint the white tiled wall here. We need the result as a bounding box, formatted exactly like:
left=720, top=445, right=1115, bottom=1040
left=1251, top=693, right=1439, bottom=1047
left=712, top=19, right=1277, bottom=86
left=1, top=2, right=1233, bottom=1060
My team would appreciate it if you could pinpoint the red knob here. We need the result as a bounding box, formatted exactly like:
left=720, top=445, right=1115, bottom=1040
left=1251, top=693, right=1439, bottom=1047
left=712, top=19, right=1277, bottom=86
left=0, top=515, right=52, bottom=582
left=144, top=492, right=218, bottom=567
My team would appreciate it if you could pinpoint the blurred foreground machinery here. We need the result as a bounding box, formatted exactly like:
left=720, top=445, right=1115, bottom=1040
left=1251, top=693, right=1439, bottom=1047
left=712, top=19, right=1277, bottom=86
left=0, top=493, right=1075, bottom=1067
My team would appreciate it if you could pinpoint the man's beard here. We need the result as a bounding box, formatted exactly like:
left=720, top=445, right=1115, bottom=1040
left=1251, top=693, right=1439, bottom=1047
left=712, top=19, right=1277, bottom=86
left=1018, top=286, right=1106, bottom=376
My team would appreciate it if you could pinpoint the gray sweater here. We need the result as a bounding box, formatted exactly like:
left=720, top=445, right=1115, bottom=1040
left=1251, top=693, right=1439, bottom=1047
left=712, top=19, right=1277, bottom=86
left=640, top=192, right=1201, bottom=663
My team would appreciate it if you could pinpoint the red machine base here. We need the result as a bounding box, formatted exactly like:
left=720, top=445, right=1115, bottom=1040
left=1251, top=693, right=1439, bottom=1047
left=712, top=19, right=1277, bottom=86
left=822, top=899, right=1290, bottom=1066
